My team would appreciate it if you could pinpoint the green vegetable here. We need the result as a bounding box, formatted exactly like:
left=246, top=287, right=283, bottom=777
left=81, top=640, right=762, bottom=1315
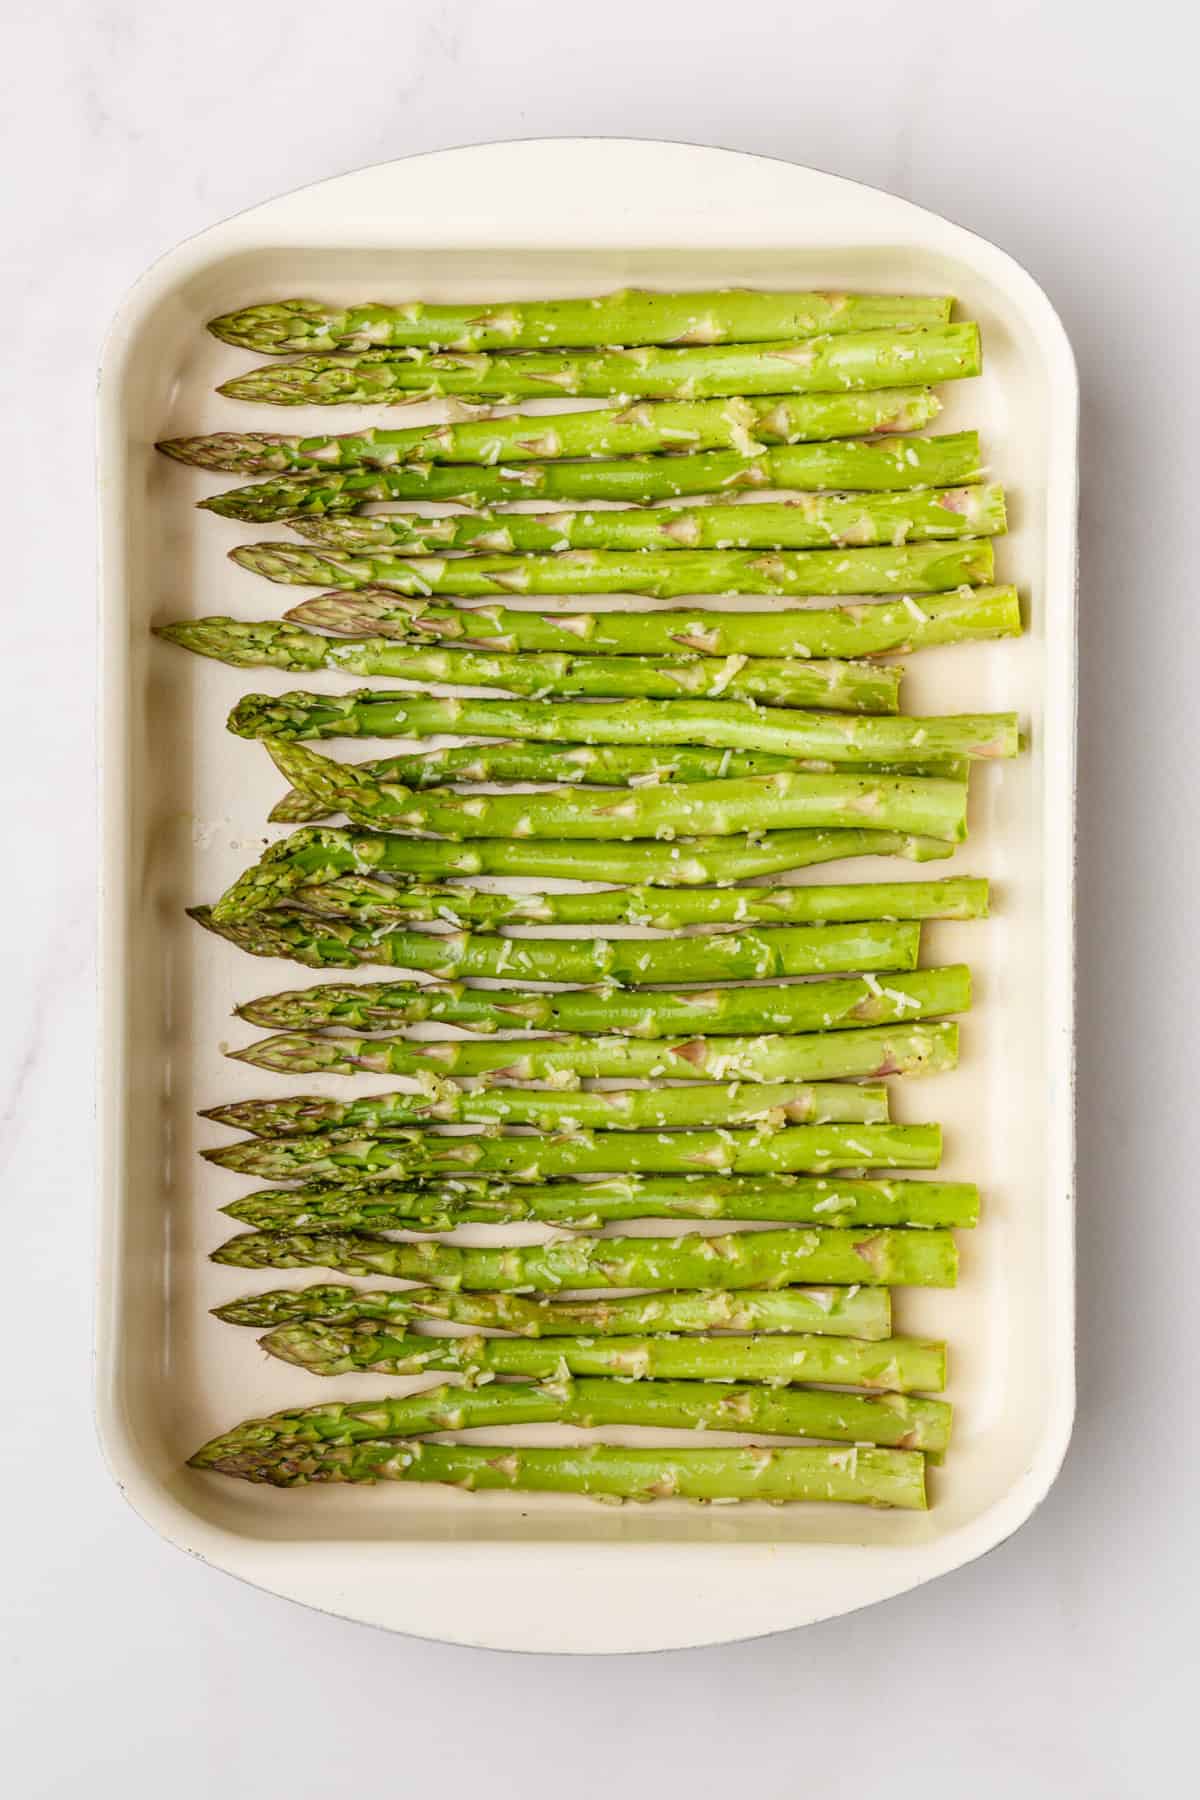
left=200, top=433, right=983, bottom=520
left=292, top=485, right=1001, bottom=553
left=217, top=324, right=981, bottom=405
left=262, top=1321, right=946, bottom=1392
left=235, top=963, right=968, bottom=1037
left=232, top=1020, right=958, bottom=1088
left=203, top=1078, right=890, bottom=1139
left=203, top=836, right=955, bottom=929
left=209, top=1221, right=956, bottom=1286
left=287, top=583, right=1018, bottom=661
left=270, top=742, right=967, bottom=825
left=212, top=1280, right=895, bottom=1338
left=199, top=906, right=921, bottom=984
left=188, top=1374, right=945, bottom=1468
left=231, top=538, right=995, bottom=598
left=163, top=391, right=944, bottom=469
left=204, top=1124, right=945, bottom=1183
left=198, top=1434, right=929, bottom=1507
left=282, top=874, right=986, bottom=930
left=221, top=1170, right=978, bottom=1233
left=158, top=620, right=903, bottom=715
left=227, top=688, right=1020, bottom=764
left=263, top=739, right=967, bottom=843
left=207, top=290, right=953, bottom=354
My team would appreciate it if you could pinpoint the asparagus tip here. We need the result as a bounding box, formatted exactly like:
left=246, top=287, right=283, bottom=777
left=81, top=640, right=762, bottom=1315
left=198, top=1102, right=240, bottom=1125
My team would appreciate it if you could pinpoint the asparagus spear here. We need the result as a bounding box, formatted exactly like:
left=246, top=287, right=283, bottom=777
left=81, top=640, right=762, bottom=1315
left=227, top=688, right=1021, bottom=764
left=206, top=914, right=921, bottom=986
left=263, top=740, right=966, bottom=843
left=189, top=1374, right=945, bottom=1469
left=204, top=1124, right=945, bottom=1182
left=208, top=291, right=953, bottom=355
left=209, top=1220, right=956, bottom=1284
left=283, top=875, right=986, bottom=930
left=286, top=584, right=1018, bottom=662
left=292, top=487, right=996, bottom=554
left=198, top=1434, right=928, bottom=1507
left=269, top=742, right=970, bottom=824
left=159, top=621, right=903, bottom=715
left=232, top=538, right=995, bottom=598
left=235, top=963, right=970, bottom=1035
left=213, top=1281, right=895, bottom=1338
left=200, top=433, right=984, bottom=521
left=208, top=823, right=940, bottom=937
left=233, top=1020, right=959, bottom=1087
left=203, top=1079, right=891, bottom=1139
left=205, top=833, right=955, bottom=927
left=163, top=391, right=942, bottom=471
left=262, top=1321, right=946, bottom=1391
left=199, top=909, right=921, bottom=984
left=217, top=325, right=982, bottom=405
left=223, top=1170, right=979, bottom=1232
left=282, top=742, right=968, bottom=794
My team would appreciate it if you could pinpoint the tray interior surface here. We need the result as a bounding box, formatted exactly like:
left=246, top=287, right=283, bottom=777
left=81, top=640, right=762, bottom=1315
left=101, top=227, right=1070, bottom=1562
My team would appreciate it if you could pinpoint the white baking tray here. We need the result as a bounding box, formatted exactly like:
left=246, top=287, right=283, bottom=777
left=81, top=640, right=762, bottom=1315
left=97, top=139, right=1077, bottom=1653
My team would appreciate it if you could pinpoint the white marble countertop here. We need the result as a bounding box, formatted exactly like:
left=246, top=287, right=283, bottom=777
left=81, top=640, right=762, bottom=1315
left=7, top=1, right=1194, bottom=1792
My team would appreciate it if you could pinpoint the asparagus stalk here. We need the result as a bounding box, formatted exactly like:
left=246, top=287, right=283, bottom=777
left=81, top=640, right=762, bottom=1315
left=222, top=1171, right=979, bottom=1233
left=292, top=487, right=996, bottom=554
left=286, top=584, right=1018, bottom=662
left=204, top=1124, right=945, bottom=1182
left=213, top=1281, right=895, bottom=1338
left=269, top=742, right=970, bottom=824
left=199, top=908, right=921, bottom=983
left=209, top=1220, right=956, bottom=1285
left=262, top=1321, right=946, bottom=1391
left=208, top=824, right=939, bottom=939
left=233, top=538, right=995, bottom=598
left=198, top=1434, right=928, bottom=1506
left=217, top=325, right=982, bottom=405
left=200, top=433, right=984, bottom=521
left=159, top=621, right=903, bottom=716
left=208, top=291, right=954, bottom=355
left=233, top=1020, right=959, bottom=1087
left=227, top=688, right=1021, bottom=764
left=189, top=1373, right=945, bottom=1470
left=163, top=391, right=943, bottom=471
left=263, top=740, right=966, bottom=843
left=283, top=875, right=986, bottom=930
left=204, top=833, right=955, bottom=929
left=235, top=963, right=970, bottom=1035
left=284, top=742, right=968, bottom=793
left=203, top=1079, right=891, bottom=1139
